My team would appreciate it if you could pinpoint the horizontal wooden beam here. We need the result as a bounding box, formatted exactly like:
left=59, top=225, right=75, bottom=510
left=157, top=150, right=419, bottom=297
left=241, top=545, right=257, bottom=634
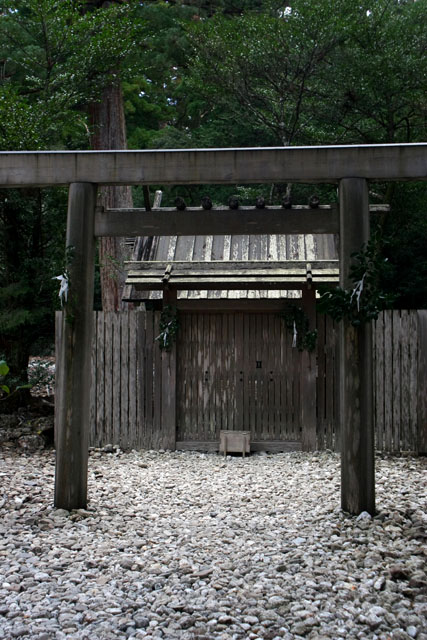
left=122, top=298, right=304, bottom=310
left=1, top=144, right=426, bottom=187
left=175, top=299, right=299, bottom=311
left=95, top=206, right=339, bottom=236
left=126, top=259, right=338, bottom=272
left=127, top=276, right=339, bottom=291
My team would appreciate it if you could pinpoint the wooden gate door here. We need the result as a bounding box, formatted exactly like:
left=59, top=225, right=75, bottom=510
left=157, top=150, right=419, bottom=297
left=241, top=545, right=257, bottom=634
left=176, top=312, right=303, bottom=448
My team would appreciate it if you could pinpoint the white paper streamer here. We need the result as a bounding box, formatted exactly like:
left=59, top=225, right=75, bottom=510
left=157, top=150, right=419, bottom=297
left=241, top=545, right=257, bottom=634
left=292, top=320, right=297, bottom=348
left=52, top=274, right=69, bottom=306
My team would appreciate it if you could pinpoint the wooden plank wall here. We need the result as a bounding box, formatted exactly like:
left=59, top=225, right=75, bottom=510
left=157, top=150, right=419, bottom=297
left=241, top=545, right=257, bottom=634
left=56, top=309, right=425, bottom=453
left=373, top=310, right=420, bottom=453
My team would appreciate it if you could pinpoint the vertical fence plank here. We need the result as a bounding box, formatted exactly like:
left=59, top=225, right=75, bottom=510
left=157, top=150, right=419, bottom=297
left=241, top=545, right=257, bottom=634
left=301, top=288, right=317, bottom=451
left=89, top=313, right=97, bottom=448
left=286, top=319, right=294, bottom=438
left=128, top=310, right=138, bottom=449
left=112, top=312, right=121, bottom=447
left=332, top=319, right=340, bottom=451
left=214, top=313, right=222, bottom=437
left=104, top=312, right=113, bottom=447
left=409, top=310, right=418, bottom=453
left=201, top=313, right=209, bottom=438
left=120, top=312, right=129, bottom=450
left=144, top=311, right=154, bottom=448
left=374, top=313, right=384, bottom=452
left=94, top=312, right=105, bottom=449
left=392, top=311, right=401, bottom=452
left=153, top=311, right=162, bottom=447
left=186, top=313, right=194, bottom=440
left=137, top=311, right=146, bottom=449
left=235, top=313, right=244, bottom=430
left=384, top=309, right=393, bottom=452
left=417, top=311, right=427, bottom=454
left=400, top=311, right=411, bottom=451
left=316, top=314, right=326, bottom=450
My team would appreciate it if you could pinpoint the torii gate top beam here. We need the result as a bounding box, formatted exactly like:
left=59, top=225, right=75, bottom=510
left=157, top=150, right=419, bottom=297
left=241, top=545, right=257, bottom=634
left=0, top=143, right=426, bottom=187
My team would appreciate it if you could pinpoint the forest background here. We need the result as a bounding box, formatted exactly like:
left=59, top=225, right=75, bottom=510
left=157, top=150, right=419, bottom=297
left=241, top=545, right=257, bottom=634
left=0, top=0, right=426, bottom=393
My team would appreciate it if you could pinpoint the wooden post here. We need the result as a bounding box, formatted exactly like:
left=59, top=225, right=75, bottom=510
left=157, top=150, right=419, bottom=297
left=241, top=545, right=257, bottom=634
left=161, top=289, right=177, bottom=450
left=54, top=183, right=97, bottom=510
left=301, top=286, right=317, bottom=451
left=339, top=178, right=375, bottom=515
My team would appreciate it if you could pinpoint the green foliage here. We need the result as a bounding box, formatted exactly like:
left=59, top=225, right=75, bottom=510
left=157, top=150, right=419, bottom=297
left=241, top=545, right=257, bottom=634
left=185, top=2, right=354, bottom=145
left=280, top=305, right=317, bottom=352
left=317, top=236, right=396, bottom=326
left=0, top=359, right=32, bottom=397
left=378, top=183, right=427, bottom=309
left=0, top=187, right=67, bottom=386
left=156, top=305, right=179, bottom=351
left=0, top=0, right=143, bottom=383
left=0, top=0, right=144, bottom=149
left=323, top=0, right=427, bottom=143
left=0, top=359, right=10, bottom=394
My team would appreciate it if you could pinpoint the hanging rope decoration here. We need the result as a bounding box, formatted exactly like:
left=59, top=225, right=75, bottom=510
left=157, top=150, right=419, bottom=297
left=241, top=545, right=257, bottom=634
left=280, top=305, right=317, bottom=352
left=156, top=305, right=179, bottom=351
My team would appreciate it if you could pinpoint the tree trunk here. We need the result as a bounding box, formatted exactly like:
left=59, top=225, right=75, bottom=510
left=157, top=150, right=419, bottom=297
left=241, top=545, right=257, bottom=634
left=89, top=80, right=133, bottom=311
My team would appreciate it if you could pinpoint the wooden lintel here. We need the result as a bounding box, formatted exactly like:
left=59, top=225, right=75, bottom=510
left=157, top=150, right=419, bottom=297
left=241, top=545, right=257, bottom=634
left=1, top=144, right=426, bottom=187
left=95, top=208, right=339, bottom=237
left=107, top=204, right=388, bottom=213
left=125, top=259, right=339, bottom=272
left=127, top=269, right=339, bottom=279
left=128, top=277, right=338, bottom=291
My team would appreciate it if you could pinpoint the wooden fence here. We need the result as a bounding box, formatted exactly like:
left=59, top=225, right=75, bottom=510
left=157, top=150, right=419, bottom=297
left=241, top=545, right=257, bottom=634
left=56, top=309, right=427, bottom=454
left=88, top=310, right=175, bottom=451
left=373, top=310, right=427, bottom=453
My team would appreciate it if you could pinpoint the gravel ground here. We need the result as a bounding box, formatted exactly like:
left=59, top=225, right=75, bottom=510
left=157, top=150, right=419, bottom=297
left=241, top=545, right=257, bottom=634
left=0, top=447, right=426, bottom=640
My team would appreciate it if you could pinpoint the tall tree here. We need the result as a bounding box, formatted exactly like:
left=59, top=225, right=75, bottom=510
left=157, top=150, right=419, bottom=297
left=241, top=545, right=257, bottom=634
left=317, top=0, right=427, bottom=144
left=183, top=1, right=352, bottom=146
left=83, top=0, right=137, bottom=311
left=0, top=0, right=141, bottom=389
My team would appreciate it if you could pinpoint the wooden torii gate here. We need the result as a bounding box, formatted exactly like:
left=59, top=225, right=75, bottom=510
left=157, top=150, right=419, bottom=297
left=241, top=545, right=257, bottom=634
left=1, top=144, right=426, bottom=515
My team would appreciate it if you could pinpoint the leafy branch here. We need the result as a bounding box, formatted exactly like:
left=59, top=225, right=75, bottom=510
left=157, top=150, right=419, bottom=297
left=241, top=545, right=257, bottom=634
left=317, top=235, right=396, bottom=326
left=280, top=305, right=317, bottom=352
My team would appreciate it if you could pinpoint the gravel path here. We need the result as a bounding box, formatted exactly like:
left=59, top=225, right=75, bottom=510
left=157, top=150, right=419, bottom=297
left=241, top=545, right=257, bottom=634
left=0, top=448, right=426, bottom=640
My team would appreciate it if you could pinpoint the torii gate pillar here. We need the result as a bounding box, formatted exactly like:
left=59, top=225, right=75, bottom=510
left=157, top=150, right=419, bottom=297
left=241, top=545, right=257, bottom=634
left=54, top=183, right=97, bottom=510
left=339, top=178, right=375, bottom=515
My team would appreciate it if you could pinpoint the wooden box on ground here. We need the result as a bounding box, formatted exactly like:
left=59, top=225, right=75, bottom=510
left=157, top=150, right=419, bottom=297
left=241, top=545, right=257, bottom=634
left=220, top=430, right=251, bottom=456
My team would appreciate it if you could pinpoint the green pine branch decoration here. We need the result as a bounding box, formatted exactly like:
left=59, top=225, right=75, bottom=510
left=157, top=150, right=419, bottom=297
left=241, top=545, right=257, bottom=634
left=156, top=305, right=179, bottom=351
left=280, top=305, right=317, bottom=352
left=317, top=234, right=396, bottom=326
